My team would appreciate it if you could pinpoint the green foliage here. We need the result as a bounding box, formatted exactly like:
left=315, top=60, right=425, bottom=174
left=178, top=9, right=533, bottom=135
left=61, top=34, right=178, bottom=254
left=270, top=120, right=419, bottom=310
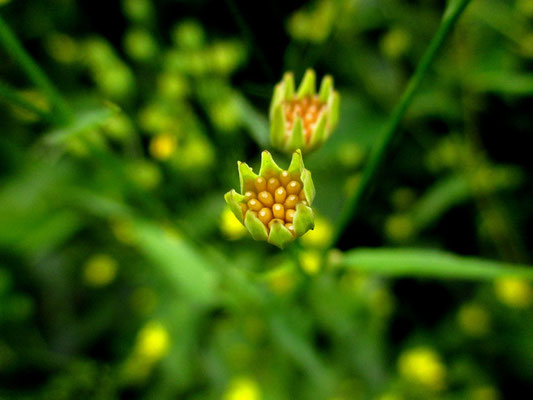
left=1, top=0, right=533, bottom=399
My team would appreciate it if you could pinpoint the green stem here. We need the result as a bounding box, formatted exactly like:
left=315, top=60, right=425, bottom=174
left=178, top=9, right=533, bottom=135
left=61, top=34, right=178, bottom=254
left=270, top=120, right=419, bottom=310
left=331, top=0, right=472, bottom=247
left=0, top=80, right=54, bottom=122
left=0, top=15, right=72, bottom=124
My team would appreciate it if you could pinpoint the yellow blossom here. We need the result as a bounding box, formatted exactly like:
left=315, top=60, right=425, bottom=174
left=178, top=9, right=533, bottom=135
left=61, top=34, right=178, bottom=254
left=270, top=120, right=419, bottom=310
left=398, top=347, right=446, bottom=390
left=149, top=133, right=177, bottom=160
left=299, top=250, right=322, bottom=275
left=264, top=263, right=298, bottom=295
left=380, top=28, right=411, bottom=60
left=224, top=377, right=261, bottom=400
left=134, top=321, right=170, bottom=361
left=220, top=207, right=247, bottom=240
left=494, top=278, right=532, bottom=308
left=300, top=215, right=333, bottom=248
left=83, top=254, right=118, bottom=287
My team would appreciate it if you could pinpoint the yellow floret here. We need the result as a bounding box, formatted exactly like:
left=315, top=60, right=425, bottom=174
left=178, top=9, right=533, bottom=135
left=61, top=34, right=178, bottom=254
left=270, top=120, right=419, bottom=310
left=299, top=250, right=322, bottom=275
left=300, top=215, right=333, bottom=248
left=149, top=133, right=177, bottom=160
left=224, top=377, right=261, bottom=400
left=220, top=207, right=247, bottom=240
left=398, top=347, right=446, bottom=391
left=83, top=254, right=117, bottom=287
left=494, top=278, right=533, bottom=308
left=134, top=321, right=170, bottom=361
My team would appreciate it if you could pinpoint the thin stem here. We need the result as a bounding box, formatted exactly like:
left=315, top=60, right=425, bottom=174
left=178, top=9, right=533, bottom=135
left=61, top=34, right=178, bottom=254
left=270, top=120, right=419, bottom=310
left=0, top=80, right=54, bottom=123
left=0, top=15, right=72, bottom=124
left=330, top=0, right=472, bottom=247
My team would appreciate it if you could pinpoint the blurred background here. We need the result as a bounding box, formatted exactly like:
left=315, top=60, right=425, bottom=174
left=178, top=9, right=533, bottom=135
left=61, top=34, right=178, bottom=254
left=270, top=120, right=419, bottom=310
left=1, top=0, right=533, bottom=399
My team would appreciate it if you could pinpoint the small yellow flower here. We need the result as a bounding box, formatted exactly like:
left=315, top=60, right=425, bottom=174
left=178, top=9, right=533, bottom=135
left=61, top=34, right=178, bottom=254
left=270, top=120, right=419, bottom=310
left=149, top=133, right=177, bottom=160
left=380, top=27, right=411, bottom=60
left=110, top=218, right=136, bottom=245
left=299, top=250, right=322, bottom=275
left=263, top=263, right=298, bottom=295
left=494, top=278, right=533, bottom=308
left=457, top=303, right=490, bottom=337
left=134, top=321, right=170, bottom=361
left=398, top=347, right=446, bottom=391
left=45, top=33, right=79, bottom=64
left=385, top=214, right=414, bottom=242
left=224, top=377, right=261, bottom=400
left=220, top=207, right=247, bottom=240
left=83, top=254, right=117, bottom=287
left=300, top=214, right=333, bottom=248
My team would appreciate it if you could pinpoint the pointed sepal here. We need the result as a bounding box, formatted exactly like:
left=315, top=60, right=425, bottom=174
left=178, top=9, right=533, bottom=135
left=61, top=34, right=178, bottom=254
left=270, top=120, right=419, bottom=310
left=282, top=72, right=295, bottom=100
left=288, top=148, right=305, bottom=176
left=268, top=220, right=295, bottom=249
left=297, top=69, right=316, bottom=99
left=293, top=202, right=315, bottom=237
left=287, top=116, right=305, bottom=152
left=244, top=210, right=269, bottom=241
left=269, top=83, right=285, bottom=118
left=327, top=91, right=340, bottom=134
left=224, top=189, right=246, bottom=223
left=308, top=111, right=328, bottom=151
left=259, top=150, right=283, bottom=178
left=270, top=104, right=286, bottom=149
left=300, top=169, right=315, bottom=205
left=318, top=75, right=333, bottom=103
left=238, top=161, right=258, bottom=193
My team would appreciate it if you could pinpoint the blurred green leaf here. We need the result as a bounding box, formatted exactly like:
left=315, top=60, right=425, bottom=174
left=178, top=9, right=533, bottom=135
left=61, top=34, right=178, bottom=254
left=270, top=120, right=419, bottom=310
left=343, top=248, right=533, bottom=280
left=131, top=219, right=218, bottom=305
left=43, top=103, right=119, bottom=145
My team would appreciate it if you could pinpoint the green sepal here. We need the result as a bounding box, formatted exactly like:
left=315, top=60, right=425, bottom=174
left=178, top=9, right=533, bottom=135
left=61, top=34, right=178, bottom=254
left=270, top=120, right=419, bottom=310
left=259, top=150, right=283, bottom=178
left=268, top=220, right=295, bottom=249
left=287, top=116, right=305, bottom=152
left=318, top=75, right=333, bottom=103
left=296, top=69, right=316, bottom=99
left=288, top=148, right=305, bottom=176
left=244, top=210, right=268, bottom=241
left=327, top=91, right=340, bottom=133
left=270, top=104, right=286, bottom=150
left=282, top=72, right=295, bottom=100
left=269, top=83, right=285, bottom=118
left=224, top=190, right=246, bottom=223
left=300, top=169, right=315, bottom=205
left=308, top=111, right=328, bottom=151
left=293, top=202, right=315, bottom=237
left=238, top=161, right=258, bottom=193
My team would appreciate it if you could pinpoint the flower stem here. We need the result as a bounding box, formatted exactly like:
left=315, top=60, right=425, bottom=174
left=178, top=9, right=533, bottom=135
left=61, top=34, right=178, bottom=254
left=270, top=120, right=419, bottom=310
left=331, top=0, right=472, bottom=247
left=0, top=15, right=72, bottom=124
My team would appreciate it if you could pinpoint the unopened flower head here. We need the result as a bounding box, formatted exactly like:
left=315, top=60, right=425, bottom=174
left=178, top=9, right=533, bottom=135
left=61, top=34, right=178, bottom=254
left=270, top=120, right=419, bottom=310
left=270, top=69, right=340, bottom=154
left=224, top=150, right=315, bottom=249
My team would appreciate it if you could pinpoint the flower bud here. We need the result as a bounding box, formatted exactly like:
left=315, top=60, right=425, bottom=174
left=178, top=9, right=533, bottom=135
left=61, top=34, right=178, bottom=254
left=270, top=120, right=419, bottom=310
left=224, top=150, right=315, bottom=249
left=269, top=69, right=340, bottom=154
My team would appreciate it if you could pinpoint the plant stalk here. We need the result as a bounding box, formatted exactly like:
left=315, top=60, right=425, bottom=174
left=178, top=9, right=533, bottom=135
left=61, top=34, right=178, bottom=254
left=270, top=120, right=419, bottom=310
left=330, top=0, right=473, bottom=247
